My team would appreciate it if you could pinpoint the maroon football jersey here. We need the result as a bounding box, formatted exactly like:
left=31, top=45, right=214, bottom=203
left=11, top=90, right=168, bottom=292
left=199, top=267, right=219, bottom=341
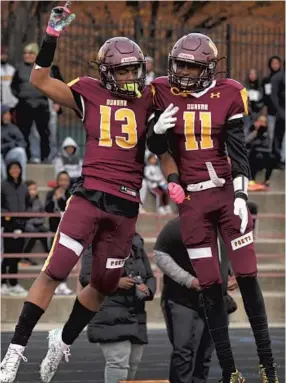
left=151, top=77, right=248, bottom=186
left=68, top=77, right=153, bottom=202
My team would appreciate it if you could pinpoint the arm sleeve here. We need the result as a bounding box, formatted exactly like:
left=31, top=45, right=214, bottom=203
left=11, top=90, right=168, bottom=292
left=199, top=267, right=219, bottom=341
left=153, top=250, right=194, bottom=288
left=225, top=118, right=251, bottom=179
left=146, top=110, right=169, bottom=155
left=67, top=78, right=84, bottom=117
left=271, top=72, right=285, bottom=120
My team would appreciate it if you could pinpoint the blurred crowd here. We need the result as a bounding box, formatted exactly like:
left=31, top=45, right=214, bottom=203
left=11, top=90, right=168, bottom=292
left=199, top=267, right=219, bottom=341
left=1, top=43, right=285, bottom=296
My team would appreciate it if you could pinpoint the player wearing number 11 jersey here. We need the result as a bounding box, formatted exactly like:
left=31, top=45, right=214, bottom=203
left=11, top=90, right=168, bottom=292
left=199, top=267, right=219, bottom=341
left=0, top=4, right=156, bottom=383
left=148, top=33, right=278, bottom=383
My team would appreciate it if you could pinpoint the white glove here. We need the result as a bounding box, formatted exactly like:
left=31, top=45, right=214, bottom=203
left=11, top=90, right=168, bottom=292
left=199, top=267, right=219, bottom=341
left=234, top=197, right=248, bottom=234
left=154, top=103, right=179, bottom=135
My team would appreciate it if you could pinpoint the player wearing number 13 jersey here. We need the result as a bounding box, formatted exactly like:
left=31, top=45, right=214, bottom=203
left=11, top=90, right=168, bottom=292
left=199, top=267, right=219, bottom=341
left=0, top=4, right=156, bottom=382
left=148, top=33, right=278, bottom=383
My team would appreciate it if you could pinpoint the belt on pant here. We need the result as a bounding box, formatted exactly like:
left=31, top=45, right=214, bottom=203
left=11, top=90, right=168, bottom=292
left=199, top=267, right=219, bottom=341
left=186, top=161, right=226, bottom=192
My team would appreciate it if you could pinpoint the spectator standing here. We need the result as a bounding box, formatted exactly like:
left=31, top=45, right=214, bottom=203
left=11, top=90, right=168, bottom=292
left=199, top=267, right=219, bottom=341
left=79, top=233, right=156, bottom=383
left=246, top=115, right=275, bottom=191
left=1, top=161, right=28, bottom=296
left=1, top=46, right=18, bottom=109
left=144, top=153, right=172, bottom=214
left=45, top=171, right=72, bottom=295
left=1, top=104, right=27, bottom=180
left=262, top=56, right=282, bottom=151
left=271, top=66, right=285, bottom=168
left=145, top=56, right=156, bottom=84
left=23, top=180, right=49, bottom=256
left=54, top=137, right=82, bottom=185
left=11, top=43, right=51, bottom=162
left=244, top=68, right=263, bottom=131
left=153, top=218, right=238, bottom=383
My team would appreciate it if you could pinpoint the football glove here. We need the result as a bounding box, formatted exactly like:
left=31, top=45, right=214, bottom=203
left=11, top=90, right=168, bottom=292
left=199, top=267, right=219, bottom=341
left=154, top=103, right=179, bottom=135
left=168, top=182, right=185, bottom=204
left=233, top=175, right=249, bottom=234
left=46, top=1, right=76, bottom=37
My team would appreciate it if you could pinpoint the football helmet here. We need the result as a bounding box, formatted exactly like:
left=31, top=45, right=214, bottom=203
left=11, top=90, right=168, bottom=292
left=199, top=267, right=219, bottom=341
left=168, top=33, right=218, bottom=93
left=96, top=37, right=146, bottom=98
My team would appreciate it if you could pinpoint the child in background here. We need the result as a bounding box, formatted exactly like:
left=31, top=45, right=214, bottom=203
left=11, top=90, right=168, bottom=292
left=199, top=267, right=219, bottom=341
left=144, top=153, right=172, bottom=215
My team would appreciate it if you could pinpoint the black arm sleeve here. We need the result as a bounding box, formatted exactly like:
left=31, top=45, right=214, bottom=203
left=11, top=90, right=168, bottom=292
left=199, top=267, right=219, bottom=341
left=71, top=89, right=83, bottom=117
left=225, top=118, right=251, bottom=179
left=146, top=110, right=169, bottom=155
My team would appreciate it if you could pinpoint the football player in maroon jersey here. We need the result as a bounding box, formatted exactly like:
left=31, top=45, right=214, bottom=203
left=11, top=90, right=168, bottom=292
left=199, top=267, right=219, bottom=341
left=147, top=33, right=278, bottom=383
left=0, top=4, right=161, bottom=383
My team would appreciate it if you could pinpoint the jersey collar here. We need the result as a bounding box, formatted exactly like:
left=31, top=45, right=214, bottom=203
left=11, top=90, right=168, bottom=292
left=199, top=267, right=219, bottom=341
left=190, top=80, right=217, bottom=98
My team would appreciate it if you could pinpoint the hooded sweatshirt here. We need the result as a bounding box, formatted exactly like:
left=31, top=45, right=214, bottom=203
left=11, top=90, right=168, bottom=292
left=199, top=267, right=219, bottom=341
left=54, top=137, right=82, bottom=181
left=1, top=110, right=26, bottom=158
left=262, top=55, right=282, bottom=116
left=1, top=161, right=28, bottom=231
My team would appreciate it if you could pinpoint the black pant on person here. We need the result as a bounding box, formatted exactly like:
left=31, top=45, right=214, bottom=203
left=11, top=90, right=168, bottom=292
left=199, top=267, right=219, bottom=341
left=272, top=117, right=285, bottom=165
left=23, top=225, right=49, bottom=254
left=1, top=237, right=25, bottom=286
left=248, top=149, right=275, bottom=183
left=16, top=102, right=51, bottom=161
left=162, top=299, right=214, bottom=383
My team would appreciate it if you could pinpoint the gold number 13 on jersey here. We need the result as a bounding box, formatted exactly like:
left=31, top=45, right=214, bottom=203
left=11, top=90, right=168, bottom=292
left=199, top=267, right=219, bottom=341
left=183, top=111, right=214, bottom=151
left=99, top=105, right=137, bottom=149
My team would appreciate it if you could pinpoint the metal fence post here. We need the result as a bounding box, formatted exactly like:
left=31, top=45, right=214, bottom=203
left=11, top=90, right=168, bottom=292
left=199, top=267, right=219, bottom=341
left=226, top=24, right=232, bottom=78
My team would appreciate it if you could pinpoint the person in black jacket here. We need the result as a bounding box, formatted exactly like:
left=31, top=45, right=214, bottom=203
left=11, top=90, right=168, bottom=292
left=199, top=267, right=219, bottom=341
left=79, top=233, right=156, bottom=383
left=246, top=115, right=275, bottom=190
left=262, top=56, right=281, bottom=152
left=1, top=161, right=29, bottom=296
left=23, top=180, right=49, bottom=258
left=11, top=43, right=51, bottom=162
left=153, top=217, right=239, bottom=383
left=1, top=104, right=27, bottom=180
left=271, top=67, right=285, bottom=168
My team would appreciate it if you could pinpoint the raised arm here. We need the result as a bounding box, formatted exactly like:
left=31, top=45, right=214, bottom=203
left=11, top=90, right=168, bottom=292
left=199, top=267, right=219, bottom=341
left=30, top=2, right=78, bottom=111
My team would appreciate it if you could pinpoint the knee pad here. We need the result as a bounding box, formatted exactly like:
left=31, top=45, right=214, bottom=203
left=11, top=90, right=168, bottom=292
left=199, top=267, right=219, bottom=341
left=91, top=267, right=124, bottom=295
left=42, top=232, right=84, bottom=281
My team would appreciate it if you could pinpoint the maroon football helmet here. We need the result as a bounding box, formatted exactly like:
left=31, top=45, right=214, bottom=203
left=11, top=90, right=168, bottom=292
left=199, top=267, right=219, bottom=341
left=168, top=33, right=218, bottom=93
left=96, top=37, right=146, bottom=98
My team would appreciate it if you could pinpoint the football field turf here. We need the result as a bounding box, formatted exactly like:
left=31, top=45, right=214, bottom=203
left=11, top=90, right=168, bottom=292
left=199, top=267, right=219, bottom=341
left=1, top=328, right=284, bottom=382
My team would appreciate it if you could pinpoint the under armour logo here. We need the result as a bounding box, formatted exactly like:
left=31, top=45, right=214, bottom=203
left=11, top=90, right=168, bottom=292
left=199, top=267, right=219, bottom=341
left=185, top=194, right=191, bottom=200
left=210, top=92, right=220, bottom=98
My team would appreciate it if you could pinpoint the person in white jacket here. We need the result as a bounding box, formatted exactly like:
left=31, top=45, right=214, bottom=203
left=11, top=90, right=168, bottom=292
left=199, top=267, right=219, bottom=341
left=54, top=136, right=82, bottom=184
left=1, top=46, right=18, bottom=109
left=144, top=153, right=172, bottom=214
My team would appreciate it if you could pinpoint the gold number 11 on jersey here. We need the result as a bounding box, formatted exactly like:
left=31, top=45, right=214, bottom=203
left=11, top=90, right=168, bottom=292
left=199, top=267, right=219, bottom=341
left=99, top=105, right=138, bottom=149
left=184, top=111, right=214, bottom=151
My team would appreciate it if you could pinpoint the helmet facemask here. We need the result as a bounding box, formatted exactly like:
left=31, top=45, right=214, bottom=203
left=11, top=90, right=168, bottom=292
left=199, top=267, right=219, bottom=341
left=168, top=57, right=217, bottom=93
left=99, top=62, right=146, bottom=98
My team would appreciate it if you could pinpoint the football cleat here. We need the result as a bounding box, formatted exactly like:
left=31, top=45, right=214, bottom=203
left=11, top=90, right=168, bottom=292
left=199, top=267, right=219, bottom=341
left=40, top=328, right=71, bottom=383
left=259, top=364, right=279, bottom=383
left=0, top=344, right=27, bottom=383
left=219, top=370, right=246, bottom=383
